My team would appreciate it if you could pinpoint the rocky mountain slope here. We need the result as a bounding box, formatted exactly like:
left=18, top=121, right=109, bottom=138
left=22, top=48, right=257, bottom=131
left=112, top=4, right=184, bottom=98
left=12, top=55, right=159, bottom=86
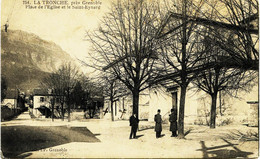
left=1, top=29, right=74, bottom=92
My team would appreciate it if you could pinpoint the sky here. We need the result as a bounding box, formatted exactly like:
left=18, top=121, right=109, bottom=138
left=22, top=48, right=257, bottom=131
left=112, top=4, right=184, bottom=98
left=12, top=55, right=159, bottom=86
left=1, top=0, right=112, bottom=73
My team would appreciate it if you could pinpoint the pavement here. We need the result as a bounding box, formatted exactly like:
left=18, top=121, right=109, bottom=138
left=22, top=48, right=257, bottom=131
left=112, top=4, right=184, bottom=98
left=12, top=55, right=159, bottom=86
left=1, top=111, right=259, bottom=158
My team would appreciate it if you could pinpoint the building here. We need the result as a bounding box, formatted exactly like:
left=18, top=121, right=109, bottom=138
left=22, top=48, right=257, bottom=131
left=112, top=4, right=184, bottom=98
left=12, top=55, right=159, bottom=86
left=103, top=93, right=149, bottom=120
left=32, top=89, right=105, bottom=120
left=32, top=89, right=64, bottom=118
left=1, top=89, right=18, bottom=109
left=102, top=83, right=258, bottom=126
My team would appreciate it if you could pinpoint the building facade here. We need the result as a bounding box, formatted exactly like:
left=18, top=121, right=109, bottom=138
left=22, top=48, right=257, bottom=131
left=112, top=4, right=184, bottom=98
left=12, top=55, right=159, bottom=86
left=103, top=83, right=258, bottom=126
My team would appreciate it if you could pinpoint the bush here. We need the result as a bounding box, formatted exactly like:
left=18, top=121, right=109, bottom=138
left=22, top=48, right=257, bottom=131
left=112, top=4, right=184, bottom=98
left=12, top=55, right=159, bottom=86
left=194, top=117, right=210, bottom=126
left=1, top=107, right=24, bottom=121
left=217, top=117, right=233, bottom=126
left=194, top=118, right=204, bottom=125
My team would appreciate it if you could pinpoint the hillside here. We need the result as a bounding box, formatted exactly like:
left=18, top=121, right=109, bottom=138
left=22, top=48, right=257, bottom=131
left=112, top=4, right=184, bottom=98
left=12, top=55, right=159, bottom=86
left=1, top=29, right=74, bottom=93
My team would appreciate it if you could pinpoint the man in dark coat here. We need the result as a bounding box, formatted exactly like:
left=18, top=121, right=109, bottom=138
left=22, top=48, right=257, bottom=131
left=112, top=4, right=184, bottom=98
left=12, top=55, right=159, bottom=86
left=169, top=108, right=177, bottom=137
left=4, top=23, right=9, bottom=32
left=154, top=109, right=162, bottom=138
left=129, top=113, right=139, bottom=139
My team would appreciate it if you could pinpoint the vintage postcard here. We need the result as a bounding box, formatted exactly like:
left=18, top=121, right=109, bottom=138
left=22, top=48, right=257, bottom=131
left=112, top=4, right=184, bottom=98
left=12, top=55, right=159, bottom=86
left=1, top=0, right=259, bottom=158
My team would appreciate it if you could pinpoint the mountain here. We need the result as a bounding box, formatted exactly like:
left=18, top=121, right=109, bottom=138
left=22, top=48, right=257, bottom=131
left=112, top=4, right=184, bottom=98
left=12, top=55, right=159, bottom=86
left=1, top=29, right=74, bottom=93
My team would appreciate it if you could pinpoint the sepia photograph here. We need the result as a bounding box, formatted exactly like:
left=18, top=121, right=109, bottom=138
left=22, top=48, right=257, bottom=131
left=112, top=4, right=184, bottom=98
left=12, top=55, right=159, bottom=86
left=1, top=0, right=259, bottom=158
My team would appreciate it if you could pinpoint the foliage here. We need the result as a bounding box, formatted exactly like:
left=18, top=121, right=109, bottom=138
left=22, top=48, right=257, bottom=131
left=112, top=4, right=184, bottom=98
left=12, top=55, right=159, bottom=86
left=1, top=76, right=8, bottom=102
left=70, top=81, right=85, bottom=109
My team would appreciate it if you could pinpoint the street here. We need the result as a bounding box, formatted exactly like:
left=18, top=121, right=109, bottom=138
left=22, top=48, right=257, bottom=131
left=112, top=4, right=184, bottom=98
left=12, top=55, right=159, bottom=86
left=1, top=111, right=258, bottom=158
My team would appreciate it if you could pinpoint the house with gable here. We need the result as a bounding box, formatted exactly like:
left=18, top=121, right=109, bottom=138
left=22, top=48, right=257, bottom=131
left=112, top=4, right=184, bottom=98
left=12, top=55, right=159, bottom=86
left=1, top=89, right=18, bottom=109
left=32, top=88, right=64, bottom=118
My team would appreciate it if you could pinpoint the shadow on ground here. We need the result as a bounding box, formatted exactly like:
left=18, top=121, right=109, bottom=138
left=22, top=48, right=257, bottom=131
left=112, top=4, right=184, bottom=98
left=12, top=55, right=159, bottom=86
left=197, top=138, right=253, bottom=158
left=138, top=125, right=155, bottom=131
left=225, top=130, right=258, bottom=141
left=1, top=126, right=100, bottom=158
left=184, top=129, right=192, bottom=136
left=135, top=135, right=144, bottom=139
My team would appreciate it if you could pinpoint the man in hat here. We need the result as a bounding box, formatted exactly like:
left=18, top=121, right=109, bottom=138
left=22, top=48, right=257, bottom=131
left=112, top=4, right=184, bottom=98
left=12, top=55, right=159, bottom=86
left=129, top=113, right=139, bottom=139
left=154, top=109, right=162, bottom=138
left=169, top=108, right=177, bottom=137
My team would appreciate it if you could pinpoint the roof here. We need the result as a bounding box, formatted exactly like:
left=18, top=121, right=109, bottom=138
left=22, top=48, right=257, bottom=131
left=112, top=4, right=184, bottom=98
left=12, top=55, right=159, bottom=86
left=33, top=89, right=50, bottom=96
left=33, top=89, right=64, bottom=96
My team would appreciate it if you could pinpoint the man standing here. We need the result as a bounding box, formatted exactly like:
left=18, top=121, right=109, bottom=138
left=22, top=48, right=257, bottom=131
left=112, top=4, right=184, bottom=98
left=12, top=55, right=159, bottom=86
left=4, top=22, right=9, bottom=32
left=169, top=108, right=177, bottom=137
left=154, top=109, right=162, bottom=138
left=129, top=113, right=139, bottom=139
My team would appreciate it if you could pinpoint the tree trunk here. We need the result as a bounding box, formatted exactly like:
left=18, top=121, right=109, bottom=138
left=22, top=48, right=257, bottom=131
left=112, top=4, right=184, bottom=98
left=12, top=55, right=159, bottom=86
left=51, top=96, right=55, bottom=122
left=110, top=81, right=114, bottom=121
left=210, top=93, right=217, bottom=128
left=115, top=100, right=117, bottom=116
left=219, top=91, right=222, bottom=116
left=68, top=106, right=71, bottom=122
left=177, top=0, right=188, bottom=139
left=132, top=89, right=140, bottom=119
left=210, top=67, right=220, bottom=128
left=61, top=102, right=64, bottom=121
left=110, top=98, right=114, bottom=121
left=178, top=85, right=187, bottom=139
left=67, top=90, right=71, bottom=122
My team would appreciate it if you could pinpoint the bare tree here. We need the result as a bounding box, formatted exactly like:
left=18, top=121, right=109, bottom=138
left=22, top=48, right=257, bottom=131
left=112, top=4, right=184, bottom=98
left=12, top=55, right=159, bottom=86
left=87, top=0, right=162, bottom=119
left=76, top=74, right=104, bottom=119
left=192, top=34, right=257, bottom=128
left=158, top=0, right=258, bottom=69
left=156, top=0, right=207, bottom=138
left=203, top=0, right=259, bottom=70
left=151, top=0, right=258, bottom=138
left=188, top=0, right=259, bottom=128
left=106, top=77, right=116, bottom=121
left=42, top=62, right=79, bottom=122
left=100, top=73, right=129, bottom=121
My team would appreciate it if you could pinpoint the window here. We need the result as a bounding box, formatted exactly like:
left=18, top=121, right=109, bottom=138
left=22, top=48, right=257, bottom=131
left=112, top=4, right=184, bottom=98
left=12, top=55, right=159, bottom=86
left=40, top=97, right=45, bottom=102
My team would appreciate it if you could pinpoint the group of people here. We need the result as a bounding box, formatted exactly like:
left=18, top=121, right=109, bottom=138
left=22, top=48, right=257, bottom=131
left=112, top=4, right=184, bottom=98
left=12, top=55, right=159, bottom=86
left=129, top=109, right=177, bottom=139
